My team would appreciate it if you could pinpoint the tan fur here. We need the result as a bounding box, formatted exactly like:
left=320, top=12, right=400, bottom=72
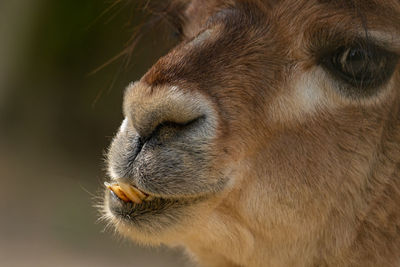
left=102, top=0, right=400, bottom=266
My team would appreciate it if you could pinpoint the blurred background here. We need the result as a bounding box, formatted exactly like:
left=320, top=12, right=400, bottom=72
left=0, top=1, right=191, bottom=266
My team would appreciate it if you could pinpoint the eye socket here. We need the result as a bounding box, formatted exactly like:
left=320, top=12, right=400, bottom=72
left=321, top=43, right=398, bottom=97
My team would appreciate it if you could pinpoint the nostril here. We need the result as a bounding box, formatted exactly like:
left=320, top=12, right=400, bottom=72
left=131, top=113, right=205, bottom=142
left=142, top=115, right=204, bottom=143
left=123, top=83, right=219, bottom=152
left=154, top=116, right=203, bottom=133
left=124, top=84, right=212, bottom=138
left=126, top=117, right=203, bottom=167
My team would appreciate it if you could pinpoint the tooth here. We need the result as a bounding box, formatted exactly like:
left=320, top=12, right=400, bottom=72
left=131, top=185, right=147, bottom=199
left=117, top=180, right=148, bottom=199
left=145, top=195, right=155, bottom=201
left=118, top=182, right=143, bottom=204
left=104, top=182, right=130, bottom=202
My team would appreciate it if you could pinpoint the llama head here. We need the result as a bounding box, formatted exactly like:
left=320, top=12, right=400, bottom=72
left=101, top=0, right=400, bottom=265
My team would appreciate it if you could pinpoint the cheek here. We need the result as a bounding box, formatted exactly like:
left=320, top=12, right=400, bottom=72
left=267, top=68, right=334, bottom=125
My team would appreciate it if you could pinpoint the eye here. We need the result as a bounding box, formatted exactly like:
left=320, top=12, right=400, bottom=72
left=321, top=43, right=398, bottom=96
left=171, top=29, right=183, bottom=40
left=168, top=24, right=185, bottom=41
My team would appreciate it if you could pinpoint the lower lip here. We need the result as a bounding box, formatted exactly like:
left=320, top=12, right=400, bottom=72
left=107, top=189, right=205, bottom=221
left=107, top=189, right=176, bottom=214
left=107, top=189, right=185, bottom=225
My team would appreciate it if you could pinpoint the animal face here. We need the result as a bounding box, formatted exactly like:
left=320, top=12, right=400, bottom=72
left=102, top=0, right=400, bottom=265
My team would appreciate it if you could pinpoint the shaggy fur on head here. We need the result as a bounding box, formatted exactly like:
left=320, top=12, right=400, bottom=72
left=101, top=0, right=400, bottom=266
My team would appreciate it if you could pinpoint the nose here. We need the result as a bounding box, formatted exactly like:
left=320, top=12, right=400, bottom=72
left=123, top=82, right=215, bottom=140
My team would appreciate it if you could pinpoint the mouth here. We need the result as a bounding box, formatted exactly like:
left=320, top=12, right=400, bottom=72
left=104, top=178, right=208, bottom=231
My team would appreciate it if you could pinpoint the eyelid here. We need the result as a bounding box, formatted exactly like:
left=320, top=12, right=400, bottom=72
left=356, top=31, right=400, bottom=54
left=318, top=38, right=398, bottom=66
left=311, top=29, right=400, bottom=61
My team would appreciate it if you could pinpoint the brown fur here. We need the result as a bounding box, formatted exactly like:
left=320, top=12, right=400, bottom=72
left=102, top=0, right=400, bottom=266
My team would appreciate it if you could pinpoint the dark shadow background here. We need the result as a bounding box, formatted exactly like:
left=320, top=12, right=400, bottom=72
left=0, top=1, right=192, bottom=266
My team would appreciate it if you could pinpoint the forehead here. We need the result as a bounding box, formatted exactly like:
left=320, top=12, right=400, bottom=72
left=180, top=0, right=400, bottom=55
left=184, top=0, right=400, bottom=30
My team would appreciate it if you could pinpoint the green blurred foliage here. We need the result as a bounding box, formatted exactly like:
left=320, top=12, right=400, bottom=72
left=0, top=1, right=188, bottom=266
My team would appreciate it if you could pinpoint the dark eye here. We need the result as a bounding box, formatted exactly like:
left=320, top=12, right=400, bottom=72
left=321, top=43, right=398, bottom=97
left=168, top=22, right=185, bottom=41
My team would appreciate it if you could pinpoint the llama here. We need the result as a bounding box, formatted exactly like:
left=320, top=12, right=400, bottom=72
left=101, top=0, right=400, bottom=266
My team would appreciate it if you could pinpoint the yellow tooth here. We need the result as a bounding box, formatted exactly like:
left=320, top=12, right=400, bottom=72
left=145, top=195, right=155, bottom=201
left=104, top=182, right=130, bottom=202
left=113, top=178, right=148, bottom=200
left=131, top=184, right=147, bottom=199
left=118, top=182, right=143, bottom=204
